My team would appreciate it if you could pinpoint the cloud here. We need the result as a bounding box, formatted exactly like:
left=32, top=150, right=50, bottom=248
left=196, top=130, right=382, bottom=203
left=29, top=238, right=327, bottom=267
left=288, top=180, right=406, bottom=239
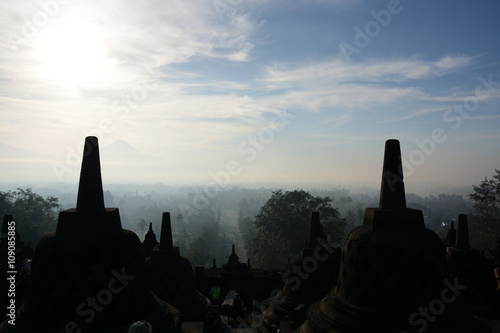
left=261, top=55, right=475, bottom=86
left=0, top=0, right=266, bottom=153
left=0, top=0, right=260, bottom=94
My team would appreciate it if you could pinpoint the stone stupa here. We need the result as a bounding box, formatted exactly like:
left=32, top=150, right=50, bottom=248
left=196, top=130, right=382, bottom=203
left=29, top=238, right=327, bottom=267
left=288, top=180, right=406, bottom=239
left=145, top=212, right=210, bottom=322
left=297, top=139, right=491, bottom=333
left=0, top=136, right=182, bottom=333
left=257, top=212, right=341, bottom=332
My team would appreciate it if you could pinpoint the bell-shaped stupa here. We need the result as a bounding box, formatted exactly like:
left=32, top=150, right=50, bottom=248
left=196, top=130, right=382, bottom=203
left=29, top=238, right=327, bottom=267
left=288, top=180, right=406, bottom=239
left=257, top=212, right=341, bottom=332
left=145, top=212, right=210, bottom=321
left=0, top=137, right=181, bottom=333
left=297, top=139, right=491, bottom=333
left=447, top=214, right=492, bottom=305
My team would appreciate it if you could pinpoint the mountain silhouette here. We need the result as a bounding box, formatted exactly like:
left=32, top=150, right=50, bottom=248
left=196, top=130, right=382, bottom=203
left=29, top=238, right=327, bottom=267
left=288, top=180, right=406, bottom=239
left=102, top=139, right=164, bottom=164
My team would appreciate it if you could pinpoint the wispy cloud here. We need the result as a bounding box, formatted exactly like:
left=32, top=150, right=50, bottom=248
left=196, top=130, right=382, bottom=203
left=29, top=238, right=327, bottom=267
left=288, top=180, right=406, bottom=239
left=261, top=55, right=475, bottom=86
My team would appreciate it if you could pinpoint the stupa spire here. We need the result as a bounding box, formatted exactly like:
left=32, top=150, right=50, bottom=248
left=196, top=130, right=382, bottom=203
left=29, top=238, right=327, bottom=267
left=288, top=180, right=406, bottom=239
left=76, top=136, right=105, bottom=212
left=159, top=212, right=173, bottom=251
left=379, top=139, right=406, bottom=210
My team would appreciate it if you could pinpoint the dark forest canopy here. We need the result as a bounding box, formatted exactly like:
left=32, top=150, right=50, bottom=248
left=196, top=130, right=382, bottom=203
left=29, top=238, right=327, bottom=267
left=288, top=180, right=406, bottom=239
left=0, top=188, right=60, bottom=246
left=2, top=177, right=499, bottom=267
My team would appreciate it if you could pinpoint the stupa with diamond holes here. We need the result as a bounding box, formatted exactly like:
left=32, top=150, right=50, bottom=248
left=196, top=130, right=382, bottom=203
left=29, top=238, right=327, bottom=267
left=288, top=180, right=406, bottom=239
left=447, top=214, right=492, bottom=304
left=256, top=212, right=341, bottom=333
left=0, top=137, right=182, bottom=333
left=297, top=139, right=492, bottom=333
left=145, top=212, right=210, bottom=322
left=218, top=244, right=254, bottom=316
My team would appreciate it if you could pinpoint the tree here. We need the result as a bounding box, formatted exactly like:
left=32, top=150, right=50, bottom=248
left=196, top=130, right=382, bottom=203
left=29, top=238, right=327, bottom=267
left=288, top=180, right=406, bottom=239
left=186, top=221, right=221, bottom=266
left=249, top=189, right=346, bottom=268
left=186, top=237, right=212, bottom=266
left=250, top=229, right=291, bottom=269
left=175, top=213, right=184, bottom=225
left=469, top=169, right=500, bottom=219
left=238, top=217, right=257, bottom=251
left=175, top=226, right=191, bottom=253
left=137, top=218, right=148, bottom=237
left=0, top=188, right=60, bottom=245
left=469, top=170, right=500, bottom=252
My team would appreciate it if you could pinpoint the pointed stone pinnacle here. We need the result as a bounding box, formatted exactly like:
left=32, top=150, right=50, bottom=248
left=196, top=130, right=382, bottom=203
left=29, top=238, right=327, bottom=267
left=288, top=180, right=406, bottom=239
left=232, top=244, right=236, bottom=254
left=159, top=212, right=173, bottom=251
left=379, top=139, right=406, bottom=210
left=148, top=222, right=153, bottom=232
left=76, top=136, right=105, bottom=212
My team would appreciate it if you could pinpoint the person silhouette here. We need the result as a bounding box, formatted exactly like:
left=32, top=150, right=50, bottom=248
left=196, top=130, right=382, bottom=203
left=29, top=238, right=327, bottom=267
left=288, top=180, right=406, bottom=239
left=128, top=320, right=152, bottom=333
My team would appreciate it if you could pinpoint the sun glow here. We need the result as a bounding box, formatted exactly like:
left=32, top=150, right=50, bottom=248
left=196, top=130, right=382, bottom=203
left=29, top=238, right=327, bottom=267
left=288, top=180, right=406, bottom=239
left=35, top=20, right=111, bottom=82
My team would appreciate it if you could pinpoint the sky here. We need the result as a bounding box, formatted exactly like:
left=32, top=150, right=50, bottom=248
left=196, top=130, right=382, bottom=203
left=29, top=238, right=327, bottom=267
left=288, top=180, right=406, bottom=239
left=1, top=0, right=499, bottom=193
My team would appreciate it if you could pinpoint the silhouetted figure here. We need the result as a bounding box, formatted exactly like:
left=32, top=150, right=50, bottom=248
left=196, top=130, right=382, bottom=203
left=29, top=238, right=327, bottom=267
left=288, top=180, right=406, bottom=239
left=203, top=305, right=231, bottom=333
left=128, top=320, right=152, bottom=333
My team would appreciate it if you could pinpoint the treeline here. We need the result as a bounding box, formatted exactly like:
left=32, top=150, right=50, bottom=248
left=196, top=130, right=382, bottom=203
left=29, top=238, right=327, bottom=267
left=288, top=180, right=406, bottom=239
left=0, top=188, right=60, bottom=246
left=1, top=171, right=499, bottom=267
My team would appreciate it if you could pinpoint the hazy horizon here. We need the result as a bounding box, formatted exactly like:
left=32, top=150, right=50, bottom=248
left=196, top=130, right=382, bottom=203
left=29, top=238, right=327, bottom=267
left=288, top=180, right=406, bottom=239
left=1, top=1, right=499, bottom=191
